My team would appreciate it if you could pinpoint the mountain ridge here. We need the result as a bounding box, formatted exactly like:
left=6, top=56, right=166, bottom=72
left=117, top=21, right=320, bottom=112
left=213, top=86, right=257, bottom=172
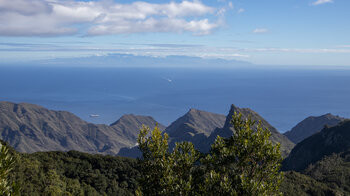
left=283, top=113, right=345, bottom=144
left=200, top=104, right=295, bottom=156
left=119, top=104, right=295, bottom=158
left=0, top=101, right=164, bottom=154
left=118, top=108, right=226, bottom=158
left=1, top=101, right=295, bottom=158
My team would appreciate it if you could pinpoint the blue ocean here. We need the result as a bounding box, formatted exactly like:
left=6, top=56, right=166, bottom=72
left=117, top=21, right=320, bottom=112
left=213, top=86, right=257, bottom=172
left=1, top=65, right=350, bottom=133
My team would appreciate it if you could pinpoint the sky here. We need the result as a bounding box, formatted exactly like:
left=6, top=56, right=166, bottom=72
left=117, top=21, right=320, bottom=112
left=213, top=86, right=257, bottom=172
left=0, top=0, right=349, bottom=66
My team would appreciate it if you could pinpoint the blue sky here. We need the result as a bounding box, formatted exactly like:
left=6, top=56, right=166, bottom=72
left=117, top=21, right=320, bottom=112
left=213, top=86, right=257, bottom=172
left=0, top=0, right=349, bottom=66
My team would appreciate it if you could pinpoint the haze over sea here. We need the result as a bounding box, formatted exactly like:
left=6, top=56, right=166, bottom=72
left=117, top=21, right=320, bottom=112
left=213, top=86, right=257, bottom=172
left=1, top=65, right=350, bottom=133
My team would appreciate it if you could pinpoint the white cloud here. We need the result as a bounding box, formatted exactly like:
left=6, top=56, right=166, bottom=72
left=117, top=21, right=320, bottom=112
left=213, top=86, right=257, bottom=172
left=311, top=0, right=334, bottom=6
left=4, top=41, right=350, bottom=63
left=244, top=48, right=350, bottom=54
left=216, top=1, right=234, bottom=16
left=0, top=0, right=51, bottom=15
left=228, top=2, right=233, bottom=9
left=0, top=0, right=219, bottom=36
left=237, top=8, right=245, bottom=14
left=253, top=28, right=269, bottom=34
left=216, top=7, right=227, bottom=16
left=89, top=18, right=218, bottom=36
left=336, top=45, right=350, bottom=48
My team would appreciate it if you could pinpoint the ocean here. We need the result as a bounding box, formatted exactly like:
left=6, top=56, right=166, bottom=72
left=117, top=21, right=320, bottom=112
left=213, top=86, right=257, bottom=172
left=1, top=65, right=350, bottom=133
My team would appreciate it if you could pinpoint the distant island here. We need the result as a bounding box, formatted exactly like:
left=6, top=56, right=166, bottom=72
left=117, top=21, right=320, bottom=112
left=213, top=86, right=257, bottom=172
left=32, top=53, right=253, bottom=68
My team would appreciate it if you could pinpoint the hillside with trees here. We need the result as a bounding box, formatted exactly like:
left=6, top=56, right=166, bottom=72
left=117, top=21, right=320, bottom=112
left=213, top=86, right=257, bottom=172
left=281, top=152, right=350, bottom=195
left=9, top=149, right=140, bottom=195
left=1, top=106, right=350, bottom=195
left=283, top=120, right=350, bottom=171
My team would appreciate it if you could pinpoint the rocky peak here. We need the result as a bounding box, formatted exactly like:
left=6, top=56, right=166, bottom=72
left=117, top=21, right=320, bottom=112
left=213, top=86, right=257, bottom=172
left=223, top=104, right=259, bottom=129
left=165, top=108, right=226, bottom=137
left=110, top=114, right=160, bottom=127
left=202, top=104, right=295, bottom=157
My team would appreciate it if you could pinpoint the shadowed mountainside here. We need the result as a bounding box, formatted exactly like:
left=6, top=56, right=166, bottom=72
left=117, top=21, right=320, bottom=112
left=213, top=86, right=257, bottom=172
left=283, top=120, right=350, bottom=171
left=0, top=101, right=164, bottom=155
left=284, top=113, right=345, bottom=144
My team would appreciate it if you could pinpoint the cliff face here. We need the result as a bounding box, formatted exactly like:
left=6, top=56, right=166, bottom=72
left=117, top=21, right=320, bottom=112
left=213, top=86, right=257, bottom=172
left=283, top=120, right=350, bottom=171
left=200, top=104, right=295, bottom=157
left=0, top=101, right=164, bottom=154
left=284, top=113, right=345, bottom=144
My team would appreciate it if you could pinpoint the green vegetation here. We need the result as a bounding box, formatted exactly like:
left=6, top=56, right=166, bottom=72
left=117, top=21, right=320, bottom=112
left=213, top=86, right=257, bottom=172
left=2, top=112, right=350, bottom=195
left=281, top=152, right=350, bottom=195
left=0, top=143, right=19, bottom=195
left=136, top=125, right=200, bottom=195
left=281, top=171, right=335, bottom=196
left=10, top=151, right=140, bottom=195
left=137, top=112, right=283, bottom=195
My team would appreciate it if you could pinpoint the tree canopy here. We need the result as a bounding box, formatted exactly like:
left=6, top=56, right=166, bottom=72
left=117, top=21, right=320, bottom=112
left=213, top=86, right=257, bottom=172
left=137, top=112, right=283, bottom=196
left=0, top=143, right=19, bottom=196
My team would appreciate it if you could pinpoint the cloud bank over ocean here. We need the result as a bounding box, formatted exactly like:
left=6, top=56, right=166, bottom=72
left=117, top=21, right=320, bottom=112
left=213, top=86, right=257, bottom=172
left=0, top=0, right=221, bottom=36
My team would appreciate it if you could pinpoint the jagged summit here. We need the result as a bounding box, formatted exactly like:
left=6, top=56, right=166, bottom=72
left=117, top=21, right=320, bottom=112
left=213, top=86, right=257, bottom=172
left=165, top=108, right=226, bottom=137
left=201, top=104, right=295, bottom=157
left=284, top=113, right=345, bottom=144
left=223, top=104, right=261, bottom=129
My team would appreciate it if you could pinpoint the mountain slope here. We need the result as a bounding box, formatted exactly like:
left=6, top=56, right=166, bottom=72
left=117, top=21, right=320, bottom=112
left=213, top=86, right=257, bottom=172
left=283, top=120, right=350, bottom=171
left=110, top=114, right=166, bottom=145
left=284, top=113, right=344, bottom=144
left=119, top=104, right=295, bottom=158
left=0, top=101, right=163, bottom=154
left=118, top=108, right=226, bottom=158
left=281, top=151, right=350, bottom=195
left=200, top=104, right=295, bottom=156
left=165, top=108, right=226, bottom=148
